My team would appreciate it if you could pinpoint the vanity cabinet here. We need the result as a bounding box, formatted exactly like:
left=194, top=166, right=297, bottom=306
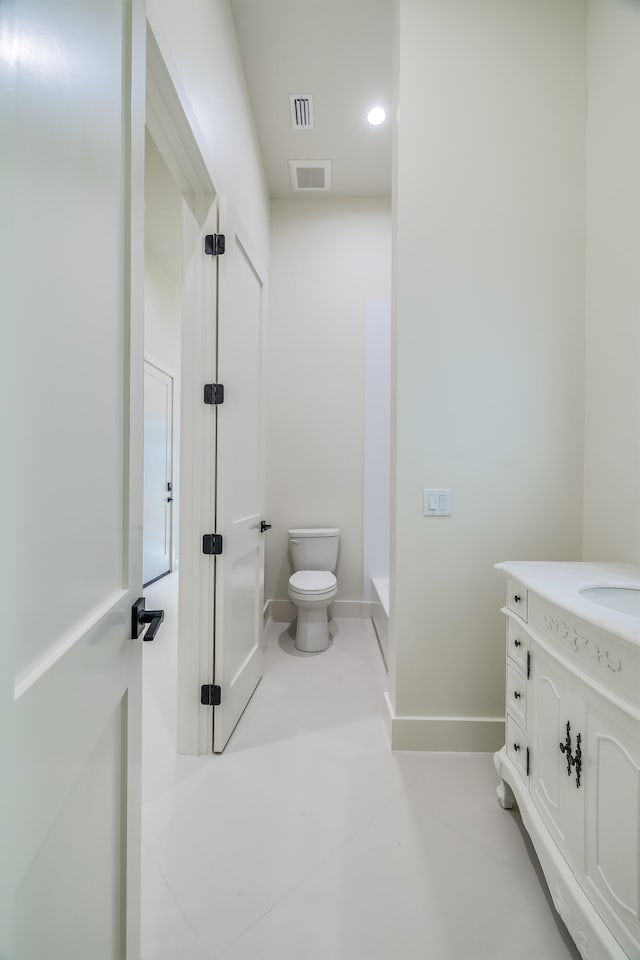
left=494, top=564, right=640, bottom=960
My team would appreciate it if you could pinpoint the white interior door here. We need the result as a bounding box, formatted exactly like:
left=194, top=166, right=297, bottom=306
left=213, top=202, right=266, bottom=752
left=143, top=361, right=173, bottom=585
left=4, top=0, right=146, bottom=956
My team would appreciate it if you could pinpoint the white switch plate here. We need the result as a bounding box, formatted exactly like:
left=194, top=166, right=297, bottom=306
left=423, top=488, right=451, bottom=517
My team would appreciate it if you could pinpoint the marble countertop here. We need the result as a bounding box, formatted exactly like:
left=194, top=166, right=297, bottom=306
left=495, top=560, right=640, bottom=646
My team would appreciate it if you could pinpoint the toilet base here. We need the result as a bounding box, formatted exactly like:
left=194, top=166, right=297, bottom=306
left=293, top=605, right=330, bottom=653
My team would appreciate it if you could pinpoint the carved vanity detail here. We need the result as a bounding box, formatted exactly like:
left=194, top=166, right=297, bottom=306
left=494, top=562, right=640, bottom=960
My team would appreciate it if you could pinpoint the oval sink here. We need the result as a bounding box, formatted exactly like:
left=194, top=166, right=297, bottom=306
left=580, top=586, right=640, bottom=617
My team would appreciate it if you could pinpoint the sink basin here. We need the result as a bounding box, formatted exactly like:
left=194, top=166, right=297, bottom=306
left=580, top=586, right=640, bottom=617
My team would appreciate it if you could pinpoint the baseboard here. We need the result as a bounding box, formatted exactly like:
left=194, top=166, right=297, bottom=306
left=384, top=695, right=505, bottom=752
left=269, top=599, right=373, bottom=622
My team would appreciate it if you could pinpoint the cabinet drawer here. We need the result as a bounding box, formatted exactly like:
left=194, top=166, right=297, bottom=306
left=507, top=580, right=528, bottom=621
left=507, top=663, right=527, bottom=728
left=507, top=618, right=530, bottom=676
left=506, top=715, right=529, bottom=783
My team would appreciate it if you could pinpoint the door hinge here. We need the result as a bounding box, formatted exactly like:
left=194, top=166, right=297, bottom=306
left=526, top=747, right=530, bottom=777
left=200, top=684, right=221, bottom=706
left=526, top=650, right=531, bottom=679
left=202, top=533, right=223, bottom=556
left=204, top=383, right=224, bottom=405
left=204, top=233, right=226, bottom=256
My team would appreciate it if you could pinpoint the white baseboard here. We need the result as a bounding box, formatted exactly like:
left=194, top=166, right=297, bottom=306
left=269, top=599, right=373, bottom=622
left=384, top=694, right=504, bottom=752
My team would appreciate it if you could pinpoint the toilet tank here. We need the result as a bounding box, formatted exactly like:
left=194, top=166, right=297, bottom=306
left=288, top=528, right=340, bottom=572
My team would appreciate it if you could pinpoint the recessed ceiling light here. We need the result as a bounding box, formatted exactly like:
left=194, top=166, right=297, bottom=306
left=367, top=106, right=386, bottom=126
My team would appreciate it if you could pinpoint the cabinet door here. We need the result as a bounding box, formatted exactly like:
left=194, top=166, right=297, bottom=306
left=529, top=642, right=585, bottom=872
left=584, top=698, right=640, bottom=958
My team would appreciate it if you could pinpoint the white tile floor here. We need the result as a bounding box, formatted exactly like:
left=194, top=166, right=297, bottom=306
left=141, top=574, right=580, bottom=960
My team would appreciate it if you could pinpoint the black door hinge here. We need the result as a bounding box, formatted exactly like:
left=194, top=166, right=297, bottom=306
left=202, top=533, right=223, bottom=556
left=204, top=233, right=225, bottom=256
left=204, top=383, right=224, bottom=405
left=200, top=684, right=221, bottom=706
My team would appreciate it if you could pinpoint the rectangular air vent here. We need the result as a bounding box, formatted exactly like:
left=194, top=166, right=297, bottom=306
left=288, top=160, right=332, bottom=192
left=289, top=94, right=314, bottom=129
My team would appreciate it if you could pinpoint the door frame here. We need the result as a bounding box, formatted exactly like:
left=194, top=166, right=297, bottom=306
left=142, top=357, right=175, bottom=583
left=146, top=23, right=217, bottom=755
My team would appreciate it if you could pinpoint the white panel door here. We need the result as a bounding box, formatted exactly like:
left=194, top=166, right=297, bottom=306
left=143, top=361, right=173, bottom=585
left=4, top=0, right=145, bottom=956
left=214, top=202, right=265, bottom=752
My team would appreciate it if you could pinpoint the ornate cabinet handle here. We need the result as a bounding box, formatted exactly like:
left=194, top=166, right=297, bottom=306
left=574, top=733, right=582, bottom=788
left=559, top=720, right=573, bottom=776
left=559, top=720, right=582, bottom=787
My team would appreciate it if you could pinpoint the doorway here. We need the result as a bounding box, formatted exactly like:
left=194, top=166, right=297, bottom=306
left=143, top=361, right=175, bottom=587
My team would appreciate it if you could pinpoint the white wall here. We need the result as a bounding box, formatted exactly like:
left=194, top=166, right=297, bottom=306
left=147, top=0, right=270, bottom=268
left=390, top=0, right=586, bottom=750
left=144, top=131, right=182, bottom=567
left=267, top=198, right=391, bottom=609
left=583, top=0, right=640, bottom=563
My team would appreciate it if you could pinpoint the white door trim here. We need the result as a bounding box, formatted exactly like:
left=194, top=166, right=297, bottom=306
left=146, top=22, right=217, bottom=755
left=145, top=25, right=214, bottom=202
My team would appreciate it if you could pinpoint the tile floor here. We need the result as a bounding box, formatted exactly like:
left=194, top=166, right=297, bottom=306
left=141, top=574, right=580, bottom=960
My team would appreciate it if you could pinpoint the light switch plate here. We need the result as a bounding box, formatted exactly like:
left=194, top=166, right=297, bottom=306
left=423, top=488, right=451, bottom=517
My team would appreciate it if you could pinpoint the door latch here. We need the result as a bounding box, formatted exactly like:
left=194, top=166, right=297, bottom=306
left=131, top=597, right=165, bottom=641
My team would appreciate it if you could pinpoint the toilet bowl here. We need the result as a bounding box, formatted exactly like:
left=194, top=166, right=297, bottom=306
left=287, top=528, right=340, bottom=652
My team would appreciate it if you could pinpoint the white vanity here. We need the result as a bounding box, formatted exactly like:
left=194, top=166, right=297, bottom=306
left=494, top=562, right=640, bottom=960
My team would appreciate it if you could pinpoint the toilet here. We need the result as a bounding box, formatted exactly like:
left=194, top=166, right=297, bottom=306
left=288, top=528, right=340, bottom=652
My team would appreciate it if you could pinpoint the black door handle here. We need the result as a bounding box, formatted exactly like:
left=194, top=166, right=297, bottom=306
left=131, top=597, right=165, bottom=641
left=167, top=497, right=173, bottom=502
left=260, top=521, right=272, bottom=533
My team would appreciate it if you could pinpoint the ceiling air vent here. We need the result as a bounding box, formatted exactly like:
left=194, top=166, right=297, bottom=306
left=288, top=160, right=332, bottom=192
left=289, top=94, right=314, bottom=129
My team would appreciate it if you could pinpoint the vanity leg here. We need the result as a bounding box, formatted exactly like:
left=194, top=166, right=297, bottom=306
left=496, top=778, right=515, bottom=810
left=494, top=748, right=515, bottom=809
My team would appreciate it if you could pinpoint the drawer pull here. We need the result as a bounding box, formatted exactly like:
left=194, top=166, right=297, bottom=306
left=513, top=743, right=521, bottom=752
left=514, top=690, right=521, bottom=700
left=514, top=639, right=521, bottom=648
left=513, top=594, right=521, bottom=603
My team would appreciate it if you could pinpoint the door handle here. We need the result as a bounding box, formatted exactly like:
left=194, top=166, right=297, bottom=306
left=260, top=521, right=272, bottom=533
left=131, top=597, right=165, bottom=641
left=167, top=497, right=173, bottom=502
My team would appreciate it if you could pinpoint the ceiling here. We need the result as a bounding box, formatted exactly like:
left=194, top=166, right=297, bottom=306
left=229, top=0, right=393, bottom=198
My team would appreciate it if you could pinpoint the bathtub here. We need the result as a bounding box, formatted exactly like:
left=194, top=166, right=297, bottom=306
left=371, top=577, right=389, bottom=671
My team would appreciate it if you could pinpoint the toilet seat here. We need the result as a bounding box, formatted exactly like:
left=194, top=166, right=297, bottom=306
left=289, top=570, right=336, bottom=593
